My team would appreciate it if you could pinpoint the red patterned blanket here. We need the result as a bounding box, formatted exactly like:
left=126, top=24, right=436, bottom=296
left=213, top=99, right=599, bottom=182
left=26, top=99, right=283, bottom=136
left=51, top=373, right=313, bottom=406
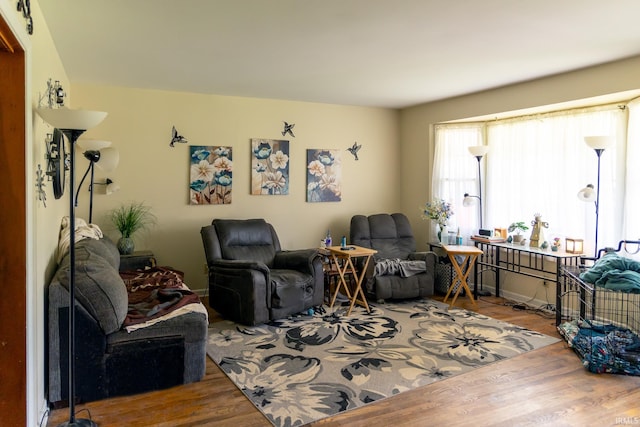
left=119, top=266, right=201, bottom=327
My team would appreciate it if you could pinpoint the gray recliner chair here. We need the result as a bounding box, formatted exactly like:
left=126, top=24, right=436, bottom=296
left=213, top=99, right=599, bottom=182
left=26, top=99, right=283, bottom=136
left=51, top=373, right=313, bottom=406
left=201, top=218, right=324, bottom=325
left=350, top=213, right=437, bottom=301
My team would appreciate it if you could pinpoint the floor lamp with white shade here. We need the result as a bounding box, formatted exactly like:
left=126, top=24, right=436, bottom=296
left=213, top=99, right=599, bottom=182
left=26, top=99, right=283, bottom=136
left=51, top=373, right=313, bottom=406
left=37, top=107, right=108, bottom=427
left=464, top=145, right=490, bottom=232
left=577, top=135, right=613, bottom=258
left=463, top=145, right=491, bottom=296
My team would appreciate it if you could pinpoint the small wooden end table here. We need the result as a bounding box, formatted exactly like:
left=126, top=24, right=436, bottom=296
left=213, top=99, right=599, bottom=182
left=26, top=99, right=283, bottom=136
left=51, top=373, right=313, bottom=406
left=327, top=245, right=377, bottom=315
left=442, top=245, right=483, bottom=308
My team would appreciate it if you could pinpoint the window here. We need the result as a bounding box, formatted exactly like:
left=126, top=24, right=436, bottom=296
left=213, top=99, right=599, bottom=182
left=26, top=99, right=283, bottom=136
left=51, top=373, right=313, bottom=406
left=433, top=102, right=636, bottom=258
left=432, top=123, right=483, bottom=239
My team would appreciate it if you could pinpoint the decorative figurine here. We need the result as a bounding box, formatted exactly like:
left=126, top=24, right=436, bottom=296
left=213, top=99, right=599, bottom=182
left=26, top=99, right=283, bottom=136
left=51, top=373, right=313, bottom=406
left=529, top=213, right=549, bottom=248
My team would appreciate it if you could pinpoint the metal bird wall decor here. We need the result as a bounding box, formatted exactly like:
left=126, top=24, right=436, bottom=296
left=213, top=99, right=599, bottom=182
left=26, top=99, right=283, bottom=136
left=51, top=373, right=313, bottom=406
left=347, top=141, right=362, bottom=160
left=170, top=126, right=188, bottom=147
left=282, top=121, right=295, bottom=138
left=36, top=164, right=47, bottom=207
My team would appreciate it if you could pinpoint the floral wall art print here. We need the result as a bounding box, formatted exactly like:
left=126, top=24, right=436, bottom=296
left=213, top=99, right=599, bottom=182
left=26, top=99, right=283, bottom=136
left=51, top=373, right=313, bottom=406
left=306, top=149, right=342, bottom=202
left=190, top=146, right=233, bottom=205
left=251, top=139, right=290, bottom=195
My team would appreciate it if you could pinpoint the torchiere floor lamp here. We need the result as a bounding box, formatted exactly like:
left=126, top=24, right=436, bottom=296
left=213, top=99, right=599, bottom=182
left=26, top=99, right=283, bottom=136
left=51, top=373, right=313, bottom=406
left=577, top=135, right=612, bottom=258
left=37, top=107, right=108, bottom=427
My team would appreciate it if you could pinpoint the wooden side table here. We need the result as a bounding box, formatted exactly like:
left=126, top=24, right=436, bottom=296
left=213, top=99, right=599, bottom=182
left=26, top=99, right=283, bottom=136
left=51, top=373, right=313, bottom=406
left=327, top=245, right=377, bottom=315
left=442, top=245, right=483, bottom=308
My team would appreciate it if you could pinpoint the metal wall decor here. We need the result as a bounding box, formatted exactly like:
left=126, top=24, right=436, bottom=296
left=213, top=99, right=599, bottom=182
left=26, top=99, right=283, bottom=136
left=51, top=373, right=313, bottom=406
left=36, top=164, right=46, bottom=207
left=347, top=141, right=362, bottom=160
left=282, top=121, right=295, bottom=138
left=38, top=78, right=65, bottom=109
left=170, top=125, right=188, bottom=147
left=16, top=0, right=33, bottom=35
left=45, top=129, right=67, bottom=199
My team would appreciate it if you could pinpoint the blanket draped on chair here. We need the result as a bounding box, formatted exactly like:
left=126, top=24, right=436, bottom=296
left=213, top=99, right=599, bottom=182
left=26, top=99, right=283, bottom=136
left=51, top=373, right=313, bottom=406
left=374, top=258, right=426, bottom=277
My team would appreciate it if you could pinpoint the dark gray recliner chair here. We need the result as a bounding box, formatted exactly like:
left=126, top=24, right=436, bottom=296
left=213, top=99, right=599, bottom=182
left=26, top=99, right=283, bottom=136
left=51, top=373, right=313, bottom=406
left=350, top=213, right=437, bottom=301
left=201, top=218, right=324, bottom=325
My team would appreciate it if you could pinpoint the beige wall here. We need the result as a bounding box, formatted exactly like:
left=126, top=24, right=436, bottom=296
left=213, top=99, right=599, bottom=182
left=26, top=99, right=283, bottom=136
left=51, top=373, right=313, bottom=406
left=70, top=84, right=400, bottom=292
left=23, top=0, right=74, bottom=422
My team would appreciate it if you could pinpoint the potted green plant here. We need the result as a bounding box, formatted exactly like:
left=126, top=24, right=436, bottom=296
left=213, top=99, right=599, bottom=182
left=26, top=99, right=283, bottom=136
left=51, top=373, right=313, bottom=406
left=508, top=221, right=529, bottom=243
left=109, top=201, right=156, bottom=254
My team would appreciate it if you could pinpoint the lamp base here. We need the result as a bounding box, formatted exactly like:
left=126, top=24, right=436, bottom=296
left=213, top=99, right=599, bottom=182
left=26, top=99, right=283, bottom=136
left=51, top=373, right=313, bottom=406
left=57, top=419, right=98, bottom=427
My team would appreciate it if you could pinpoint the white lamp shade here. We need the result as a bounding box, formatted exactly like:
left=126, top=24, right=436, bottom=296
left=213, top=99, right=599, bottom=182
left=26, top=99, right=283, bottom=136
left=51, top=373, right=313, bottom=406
left=584, top=136, right=613, bottom=150
left=577, top=184, right=596, bottom=202
left=106, top=181, right=120, bottom=195
left=463, top=195, right=476, bottom=207
left=36, top=107, right=107, bottom=131
left=78, top=139, right=111, bottom=150
left=468, top=145, right=490, bottom=157
left=96, top=147, right=119, bottom=172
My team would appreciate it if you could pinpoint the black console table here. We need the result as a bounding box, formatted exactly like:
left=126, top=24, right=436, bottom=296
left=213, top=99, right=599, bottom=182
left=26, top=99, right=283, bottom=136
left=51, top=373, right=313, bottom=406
left=472, top=241, right=583, bottom=320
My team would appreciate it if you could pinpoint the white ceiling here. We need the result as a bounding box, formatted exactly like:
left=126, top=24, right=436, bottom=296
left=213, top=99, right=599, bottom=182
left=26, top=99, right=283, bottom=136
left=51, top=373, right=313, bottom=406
left=38, top=0, right=640, bottom=109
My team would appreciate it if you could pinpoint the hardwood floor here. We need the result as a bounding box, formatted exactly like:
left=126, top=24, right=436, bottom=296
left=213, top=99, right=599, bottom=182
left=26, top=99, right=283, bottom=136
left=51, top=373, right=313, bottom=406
left=46, top=296, right=640, bottom=427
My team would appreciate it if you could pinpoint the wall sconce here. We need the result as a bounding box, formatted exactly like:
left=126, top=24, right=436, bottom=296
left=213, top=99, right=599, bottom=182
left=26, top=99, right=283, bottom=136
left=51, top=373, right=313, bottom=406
left=38, top=78, right=66, bottom=109
left=565, top=238, right=584, bottom=254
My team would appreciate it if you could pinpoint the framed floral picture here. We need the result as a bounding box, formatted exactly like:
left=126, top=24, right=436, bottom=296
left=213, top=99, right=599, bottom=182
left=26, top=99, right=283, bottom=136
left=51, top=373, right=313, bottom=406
left=306, top=149, right=341, bottom=202
left=189, top=146, right=233, bottom=205
left=251, top=139, right=290, bottom=195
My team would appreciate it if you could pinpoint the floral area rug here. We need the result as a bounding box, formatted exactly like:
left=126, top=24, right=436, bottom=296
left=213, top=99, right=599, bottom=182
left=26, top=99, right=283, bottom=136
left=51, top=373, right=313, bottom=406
left=206, top=299, right=559, bottom=426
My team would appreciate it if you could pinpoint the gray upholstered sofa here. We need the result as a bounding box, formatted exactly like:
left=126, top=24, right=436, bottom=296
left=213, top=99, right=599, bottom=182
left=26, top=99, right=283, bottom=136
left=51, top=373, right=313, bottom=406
left=47, top=236, right=208, bottom=407
left=350, top=213, right=437, bottom=301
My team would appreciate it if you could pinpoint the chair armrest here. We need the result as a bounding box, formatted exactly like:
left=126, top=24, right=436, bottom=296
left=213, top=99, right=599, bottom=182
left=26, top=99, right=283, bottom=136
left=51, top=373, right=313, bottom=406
left=209, top=259, right=270, bottom=275
left=409, top=251, right=437, bottom=270
left=273, top=249, right=319, bottom=274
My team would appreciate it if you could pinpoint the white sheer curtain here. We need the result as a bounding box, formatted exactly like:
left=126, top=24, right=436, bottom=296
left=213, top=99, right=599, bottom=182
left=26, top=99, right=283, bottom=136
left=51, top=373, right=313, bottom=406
left=434, top=105, right=627, bottom=256
left=622, top=97, right=640, bottom=260
left=432, top=123, right=483, bottom=241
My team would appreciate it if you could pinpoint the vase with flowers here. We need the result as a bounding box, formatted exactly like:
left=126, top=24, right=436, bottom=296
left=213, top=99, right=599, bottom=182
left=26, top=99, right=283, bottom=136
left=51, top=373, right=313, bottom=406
left=421, top=198, right=454, bottom=243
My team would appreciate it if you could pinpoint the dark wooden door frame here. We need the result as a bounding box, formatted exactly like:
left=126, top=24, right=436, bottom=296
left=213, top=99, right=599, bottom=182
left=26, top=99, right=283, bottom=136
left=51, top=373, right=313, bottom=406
left=0, top=13, right=28, bottom=427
